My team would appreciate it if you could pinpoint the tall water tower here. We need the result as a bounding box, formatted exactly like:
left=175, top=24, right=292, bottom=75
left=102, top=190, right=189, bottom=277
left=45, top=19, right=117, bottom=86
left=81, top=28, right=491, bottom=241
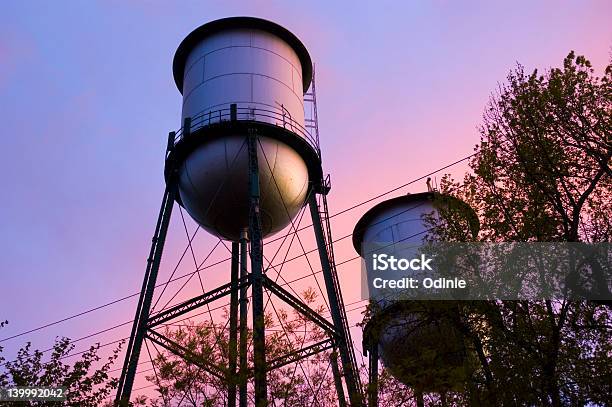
left=116, top=17, right=363, bottom=406
left=353, top=192, right=478, bottom=406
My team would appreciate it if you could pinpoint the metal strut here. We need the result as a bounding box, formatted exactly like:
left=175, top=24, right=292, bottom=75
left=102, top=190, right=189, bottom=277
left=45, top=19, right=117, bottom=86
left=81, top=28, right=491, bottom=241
left=228, top=241, right=240, bottom=407
left=147, top=276, right=250, bottom=328
left=115, top=132, right=178, bottom=406
left=366, top=343, right=379, bottom=407
left=247, top=128, right=268, bottom=406
left=146, top=329, right=225, bottom=380
left=267, top=338, right=335, bottom=372
left=331, top=349, right=348, bottom=407
left=309, top=191, right=365, bottom=406
left=239, top=231, right=249, bottom=407
left=262, top=275, right=339, bottom=336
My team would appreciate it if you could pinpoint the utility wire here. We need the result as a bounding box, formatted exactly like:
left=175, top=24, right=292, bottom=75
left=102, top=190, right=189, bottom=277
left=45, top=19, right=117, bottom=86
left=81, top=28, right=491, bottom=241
left=0, top=257, right=371, bottom=369
left=108, top=303, right=370, bottom=394
left=0, top=152, right=474, bottom=344
left=0, top=208, right=428, bottom=365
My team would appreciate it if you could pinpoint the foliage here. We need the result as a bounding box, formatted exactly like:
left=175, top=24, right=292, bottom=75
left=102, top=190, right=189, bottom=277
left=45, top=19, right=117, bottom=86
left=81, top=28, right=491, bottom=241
left=142, top=288, right=339, bottom=406
left=427, top=52, right=611, bottom=406
left=0, top=332, right=122, bottom=407
left=457, top=51, right=610, bottom=243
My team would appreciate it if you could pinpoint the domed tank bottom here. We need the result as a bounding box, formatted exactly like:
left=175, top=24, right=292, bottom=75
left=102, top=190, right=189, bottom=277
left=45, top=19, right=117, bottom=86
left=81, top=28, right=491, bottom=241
left=177, top=134, right=310, bottom=241
left=373, top=302, right=472, bottom=392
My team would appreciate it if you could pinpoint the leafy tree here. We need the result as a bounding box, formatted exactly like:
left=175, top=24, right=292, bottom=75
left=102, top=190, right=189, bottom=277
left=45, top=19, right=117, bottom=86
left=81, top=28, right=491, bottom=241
left=459, top=51, right=610, bottom=244
left=0, top=324, right=122, bottom=407
left=428, top=52, right=611, bottom=406
left=141, top=288, right=339, bottom=406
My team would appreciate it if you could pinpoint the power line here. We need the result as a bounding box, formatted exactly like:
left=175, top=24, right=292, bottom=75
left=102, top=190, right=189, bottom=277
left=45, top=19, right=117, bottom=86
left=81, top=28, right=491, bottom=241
left=1, top=255, right=369, bottom=368
left=108, top=301, right=371, bottom=391
left=0, top=214, right=429, bottom=365
left=329, top=152, right=475, bottom=219
left=0, top=293, right=141, bottom=343
left=0, top=152, right=474, bottom=344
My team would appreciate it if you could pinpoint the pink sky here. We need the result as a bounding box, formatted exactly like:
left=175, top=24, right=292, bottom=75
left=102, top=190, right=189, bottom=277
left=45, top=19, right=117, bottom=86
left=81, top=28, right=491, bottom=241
left=1, top=0, right=610, bottom=400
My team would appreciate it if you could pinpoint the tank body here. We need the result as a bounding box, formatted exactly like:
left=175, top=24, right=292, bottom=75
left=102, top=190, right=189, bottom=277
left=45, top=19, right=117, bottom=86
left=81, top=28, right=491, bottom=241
left=171, top=17, right=316, bottom=241
left=354, top=192, right=477, bottom=392
left=179, top=27, right=306, bottom=131
left=357, top=195, right=436, bottom=308
left=178, top=135, right=309, bottom=241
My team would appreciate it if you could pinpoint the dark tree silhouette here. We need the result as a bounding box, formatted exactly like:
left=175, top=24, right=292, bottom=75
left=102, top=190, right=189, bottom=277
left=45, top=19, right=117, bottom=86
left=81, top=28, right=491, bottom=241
left=0, top=323, right=122, bottom=407
left=428, top=51, right=611, bottom=406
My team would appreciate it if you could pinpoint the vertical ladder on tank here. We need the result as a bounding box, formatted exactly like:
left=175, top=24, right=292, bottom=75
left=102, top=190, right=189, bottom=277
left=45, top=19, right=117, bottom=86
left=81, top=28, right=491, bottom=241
left=305, top=66, right=365, bottom=405
left=304, top=65, right=321, bottom=153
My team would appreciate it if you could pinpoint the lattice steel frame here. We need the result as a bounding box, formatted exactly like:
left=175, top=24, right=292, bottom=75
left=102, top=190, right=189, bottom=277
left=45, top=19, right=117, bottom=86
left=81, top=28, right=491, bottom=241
left=115, top=71, right=364, bottom=407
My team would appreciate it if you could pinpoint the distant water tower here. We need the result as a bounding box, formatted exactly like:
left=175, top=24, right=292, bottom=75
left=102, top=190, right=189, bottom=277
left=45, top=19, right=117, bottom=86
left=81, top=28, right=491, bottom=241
left=116, top=17, right=363, bottom=407
left=353, top=192, right=478, bottom=406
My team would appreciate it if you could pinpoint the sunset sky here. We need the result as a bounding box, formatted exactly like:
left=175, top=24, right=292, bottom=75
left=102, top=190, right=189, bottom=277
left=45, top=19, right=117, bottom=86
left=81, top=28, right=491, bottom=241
left=1, top=0, right=611, bottom=399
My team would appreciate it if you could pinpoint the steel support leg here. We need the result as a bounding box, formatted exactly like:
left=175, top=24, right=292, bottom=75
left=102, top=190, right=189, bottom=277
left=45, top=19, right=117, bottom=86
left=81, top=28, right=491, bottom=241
left=308, top=193, right=363, bottom=406
left=228, top=242, right=240, bottom=407
left=115, top=183, right=176, bottom=406
left=247, top=131, right=268, bottom=406
left=239, top=231, right=249, bottom=407
left=367, top=344, right=379, bottom=407
left=331, top=350, right=348, bottom=407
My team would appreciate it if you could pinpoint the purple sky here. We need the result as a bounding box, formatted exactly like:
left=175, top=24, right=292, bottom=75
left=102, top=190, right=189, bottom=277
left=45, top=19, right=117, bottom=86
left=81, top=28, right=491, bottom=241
left=1, top=0, right=610, bottom=398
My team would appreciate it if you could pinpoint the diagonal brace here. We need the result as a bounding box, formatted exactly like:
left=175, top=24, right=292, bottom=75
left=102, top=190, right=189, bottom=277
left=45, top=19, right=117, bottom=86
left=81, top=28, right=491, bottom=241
left=148, top=275, right=251, bottom=328
left=266, top=338, right=335, bottom=372
left=146, top=329, right=226, bottom=381
left=263, top=275, right=339, bottom=337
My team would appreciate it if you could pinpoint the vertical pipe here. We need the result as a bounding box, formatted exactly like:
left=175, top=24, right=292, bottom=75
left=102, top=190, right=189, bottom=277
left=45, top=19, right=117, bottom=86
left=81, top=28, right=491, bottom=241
left=367, top=344, right=379, bottom=407
left=247, top=131, right=268, bottom=406
left=330, top=350, right=347, bottom=407
left=228, top=242, right=240, bottom=407
left=308, top=193, right=363, bottom=406
left=239, top=230, right=249, bottom=407
left=182, top=117, right=191, bottom=139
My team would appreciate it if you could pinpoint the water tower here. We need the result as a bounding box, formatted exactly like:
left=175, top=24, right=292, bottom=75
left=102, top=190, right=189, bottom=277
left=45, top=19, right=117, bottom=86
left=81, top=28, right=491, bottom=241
left=116, top=17, right=363, bottom=406
left=353, top=192, right=478, bottom=406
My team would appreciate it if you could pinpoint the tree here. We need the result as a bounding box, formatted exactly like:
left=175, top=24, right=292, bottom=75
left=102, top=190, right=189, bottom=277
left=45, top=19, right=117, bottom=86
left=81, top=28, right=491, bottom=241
left=0, top=324, right=122, bottom=406
left=141, top=288, right=339, bottom=406
left=460, top=51, right=610, bottom=244
left=429, top=52, right=611, bottom=405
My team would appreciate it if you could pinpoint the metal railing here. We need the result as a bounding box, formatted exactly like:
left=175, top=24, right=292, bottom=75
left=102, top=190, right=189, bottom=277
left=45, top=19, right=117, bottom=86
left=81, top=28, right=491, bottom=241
left=171, top=105, right=320, bottom=155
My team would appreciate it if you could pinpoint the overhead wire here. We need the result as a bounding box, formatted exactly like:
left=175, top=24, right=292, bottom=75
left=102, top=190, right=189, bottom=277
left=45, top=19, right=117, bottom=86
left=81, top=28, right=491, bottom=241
left=0, top=152, right=475, bottom=351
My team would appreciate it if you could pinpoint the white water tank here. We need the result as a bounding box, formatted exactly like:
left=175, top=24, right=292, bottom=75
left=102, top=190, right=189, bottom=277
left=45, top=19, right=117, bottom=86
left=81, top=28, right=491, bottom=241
left=169, top=17, right=320, bottom=241
left=175, top=18, right=310, bottom=134
left=353, top=192, right=479, bottom=392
